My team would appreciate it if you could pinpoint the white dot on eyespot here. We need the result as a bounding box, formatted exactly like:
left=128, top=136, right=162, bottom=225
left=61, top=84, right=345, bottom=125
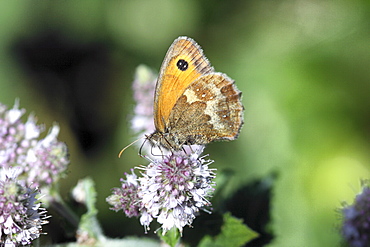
left=196, top=89, right=200, bottom=92
left=223, top=115, right=227, bottom=118
left=202, top=94, right=206, bottom=97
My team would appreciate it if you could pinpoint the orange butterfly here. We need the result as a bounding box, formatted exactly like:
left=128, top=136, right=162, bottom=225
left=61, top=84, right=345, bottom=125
left=148, top=36, right=244, bottom=151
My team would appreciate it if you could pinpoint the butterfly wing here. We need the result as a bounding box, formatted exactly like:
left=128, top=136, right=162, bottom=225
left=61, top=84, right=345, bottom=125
left=167, top=72, right=244, bottom=145
left=154, top=37, right=214, bottom=133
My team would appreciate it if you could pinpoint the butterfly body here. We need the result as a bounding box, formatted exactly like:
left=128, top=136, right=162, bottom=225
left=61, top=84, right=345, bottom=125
left=149, top=36, right=243, bottom=150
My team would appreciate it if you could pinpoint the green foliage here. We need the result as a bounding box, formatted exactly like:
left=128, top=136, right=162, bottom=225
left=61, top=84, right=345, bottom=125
left=158, top=227, right=181, bottom=247
left=76, top=178, right=104, bottom=242
left=199, top=212, right=258, bottom=247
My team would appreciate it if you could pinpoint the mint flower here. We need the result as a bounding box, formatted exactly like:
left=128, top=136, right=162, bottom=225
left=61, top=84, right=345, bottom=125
left=0, top=167, right=49, bottom=246
left=0, top=100, right=69, bottom=190
left=107, top=146, right=216, bottom=235
left=106, top=170, right=141, bottom=218
left=341, top=181, right=370, bottom=247
left=130, top=65, right=157, bottom=136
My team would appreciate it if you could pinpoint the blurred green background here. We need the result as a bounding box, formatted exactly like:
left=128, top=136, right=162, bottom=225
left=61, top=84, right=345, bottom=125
left=1, top=0, right=369, bottom=246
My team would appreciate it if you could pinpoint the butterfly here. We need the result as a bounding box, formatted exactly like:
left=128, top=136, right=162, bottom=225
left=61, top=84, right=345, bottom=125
left=147, top=36, right=244, bottom=151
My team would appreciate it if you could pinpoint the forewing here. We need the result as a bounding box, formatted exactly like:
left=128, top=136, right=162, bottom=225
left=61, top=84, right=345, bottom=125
left=153, top=37, right=214, bottom=132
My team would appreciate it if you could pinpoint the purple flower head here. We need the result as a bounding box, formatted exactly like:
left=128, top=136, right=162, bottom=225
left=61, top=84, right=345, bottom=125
left=130, top=65, right=157, bottom=137
left=106, top=169, right=141, bottom=218
left=341, top=181, right=370, bottom=247
left=0, top=100, right=69, bottom=189
left=107, top=146, right=216, bottom=235
left=0, top=167, right=49, bottom=246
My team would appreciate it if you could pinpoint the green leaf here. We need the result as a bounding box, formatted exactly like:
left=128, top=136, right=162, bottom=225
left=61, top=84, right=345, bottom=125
left=199, top=212, right=259, bottom=247
left=158, top=227, right=181, bottom=247
left=74, top=178, right=104, bottom=243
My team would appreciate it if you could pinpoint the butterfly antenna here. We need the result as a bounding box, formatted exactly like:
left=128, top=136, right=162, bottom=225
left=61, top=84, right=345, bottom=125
left=118, top=137, right=143, bottom=158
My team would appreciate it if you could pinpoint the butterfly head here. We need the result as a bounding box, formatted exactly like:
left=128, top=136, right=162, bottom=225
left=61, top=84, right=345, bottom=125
left=147, top=131, right=183, bottom=151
